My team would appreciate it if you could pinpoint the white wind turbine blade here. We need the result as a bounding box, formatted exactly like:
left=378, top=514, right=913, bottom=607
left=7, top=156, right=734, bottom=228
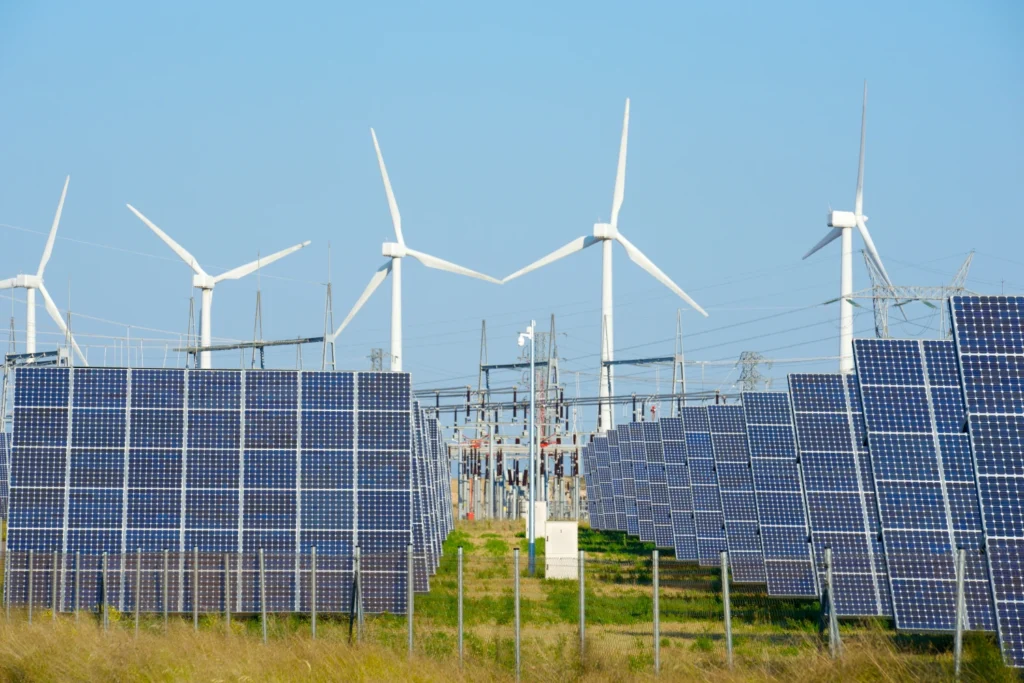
left=37, top=175, right=70, bottom=278
left=854, top=81, right=867, bottom=217
left=802, top=229, right=842, bottom=260
left=856, top=216, right=894, bottom=288
left=332, top=261, right=392, bottom=340
left=615, top=233, right=708, bottom=317
left=0, top=278, right=16, bottom=290
left=371, top=129, right=404, bottom=246
left=126, top=204, right=207, bottom=276
left=502, top=236, right=600, bottom=284
left=610, top=98, right=630, bottom=228
left=38, top=284, right=88, bottom=365
left=405, top=249, right=502, bottom=284
left=213, top=241, right=311, bottom=283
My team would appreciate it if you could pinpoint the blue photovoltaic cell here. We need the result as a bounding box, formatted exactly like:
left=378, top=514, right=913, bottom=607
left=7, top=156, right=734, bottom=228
left=659, top=416, right=697, bottom=561
left=742, top=392, right=818, bottom=597
left=608, top=430, right=627, bottom=532
left=594, top=436, right=615, bottom=530
left=643, top=422, right=675, bottom=550
left=7, top=368, right=423, bottom=616
left=951, top=296, right=1024, bottom=667
left=617, top=425, right=640, bottom=537
left=684, top=407, right=726, bottom=566
left=788, top=373, right=893, bottom=618
left=707, top=405, right=765, bottom=584
left=855, top=339, right=995, bottom=633
left=629, top=422, right=655, bottom=543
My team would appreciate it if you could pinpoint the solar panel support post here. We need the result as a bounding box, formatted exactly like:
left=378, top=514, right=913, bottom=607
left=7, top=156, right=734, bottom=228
left=101, top=552, right=109, bottom=632
left=578, top=550, right=585, bottom=664
left=653, top=550, right=660, bottom=674
left=27, top=549, right=33, bottom=624
left=513, top=548, right=521, bottom=683
left=224, top=553, right=231, bottom=632
left=192, top=546, right=198, bottom=631
left=824, top=548, right=840, bottom=658
left=457, top=546, right=464, bottom=668
left=407, top=543, right=414, bottom=657
left=134, top=548, right=140, bottom=636
left=310, top=546, right=317, bottom=640
left=51, top=550, right=58, bottom=621
left=355, top=546, right=363, bottom=640
left=721, top=550, right=732, bottom=669
left=74, top=551, right=80, bottom=620
left=162, top=550, right=168, bottom=629
left=259, top=548, right=267, bottom=644
left=954, top=548, right=966, bottom=677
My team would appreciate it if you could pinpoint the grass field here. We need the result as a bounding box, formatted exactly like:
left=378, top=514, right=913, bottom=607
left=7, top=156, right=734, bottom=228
left=0, top=520, right=1014, bottom=681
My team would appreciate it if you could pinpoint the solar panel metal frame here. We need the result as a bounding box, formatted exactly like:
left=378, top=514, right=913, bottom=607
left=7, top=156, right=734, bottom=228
left=854, top=338, right=995, bottom=633
left=951, top=295, right=1024, bottom=666
left=683, top=406, right=726, bottom=566
left=742, top=391, right=819, bottom=597
left=628, top=422, right=655, bottom=543
left=707, top=404, right=766, bottom=584
left=788, top=372, right=893, bottom=618
left=659, top=416, right=698, bottom=561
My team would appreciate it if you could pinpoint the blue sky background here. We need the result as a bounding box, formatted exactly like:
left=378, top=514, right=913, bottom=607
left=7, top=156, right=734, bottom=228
left=1, top=1, right=1021, bottom=424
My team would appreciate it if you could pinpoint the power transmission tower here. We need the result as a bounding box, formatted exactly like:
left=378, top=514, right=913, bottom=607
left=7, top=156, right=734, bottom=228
left=321, top=244, right=337, bottom=371
left=736, top=351, right=772, bottom=392
left=369, top=348, right=385, bottom=371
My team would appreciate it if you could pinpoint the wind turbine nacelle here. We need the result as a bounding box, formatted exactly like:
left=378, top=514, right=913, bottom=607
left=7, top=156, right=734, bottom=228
left=192, top=273, right=216, bottom=289
left=592, top=223, right=616, bottom=240
left=382, top=242, right=406, bottom=258
left=14, top=274, right=41, bottom=288
left=827, top=210, right=859, bottom=229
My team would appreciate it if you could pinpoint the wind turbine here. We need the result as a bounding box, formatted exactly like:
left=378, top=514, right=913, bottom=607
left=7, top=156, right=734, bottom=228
left=502, top=99, right=708, bottom=432
left=331, top=129, right=501, bottom=372
left=802, top=81, right=894, bottom=374
left=0, top=176, right=87, bottom=365
left=126, top=205, right=310, bottom=369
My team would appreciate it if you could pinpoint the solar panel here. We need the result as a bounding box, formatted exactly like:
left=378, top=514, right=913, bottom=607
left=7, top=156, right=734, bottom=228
left=854, top=339, right=995, bottom=632
left=629, top=422, right=655, bottom=543
left=683, top=406, right=726, bottom=566
left=617, top=425, right=640, bottom=536
left=788, top=373, right=893, bottom=618
left=593, top=435, right=615, bottom=529
left=951, top=296, right=1024, bottom=666
left=607, top=430, right=627, bottom=532
left=409, top=403, right=430, bottom=592
left=0, top=430, right=9, bottom=520
left=707, top=405, right=766, bottom=584
left=582, top=442, right=602, bottom=530
left=643, top=422, right=675, bottom=549
left=659, top=416, right=698, bottom=561
left=742, top=392, right=818, bottom=597
left=7, top=368, right=420, bottom=615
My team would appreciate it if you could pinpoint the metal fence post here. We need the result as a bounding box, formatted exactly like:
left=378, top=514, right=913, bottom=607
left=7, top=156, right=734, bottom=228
left=134, top=548, right=141, bottom=636
left=162, top=549, right=169, bottom=629
left=653, top=549, right=660, bottom=674
left=954, top=548, right=966, bottom=677
left=102, top=552, right=109, bottom=632
left=825, top=547, right=840, bottom=658
left=355, top=546, right=363, bottom=639
left=311, top=546, right=317, bottom=640
left=514, top=548, right=521, bottom=683
left=51, top=550, right=58, bottom=621
left=407, top=543, right=414, bottom=657
left=192, top=546, right=199, bottom=631
left=721, top=550, right=732, bottom=669
left=579, top=549, right=585, bottom=664
left=27, top=549, right=33, bottom=624
left=74, top=551, right=80, bottom=619
left=224, top=553, right=231, bottom=632
left=457, top=546, right=464, bottom=667
left=259, top=548, right=267, bottom=644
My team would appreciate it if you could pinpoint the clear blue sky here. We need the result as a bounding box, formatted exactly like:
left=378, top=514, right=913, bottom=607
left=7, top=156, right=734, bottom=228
left=1, top=2, right=1021, bottom=420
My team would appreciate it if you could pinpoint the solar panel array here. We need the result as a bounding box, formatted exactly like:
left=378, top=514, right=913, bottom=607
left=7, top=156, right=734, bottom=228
left=6, top=367, right=451, bottom=615
left=742, top=392, right=818, bottom=597
left=644, top=422, right=675, bottom=549
left=951, top=296, right=1024, bottom=666
left=708, top=405, right=766, bottom=584
left=659, top=416, right=697, bottom=561
left=854, top=339, right=995, bottom=633
left=683, top=407, right=727, bottom=567
left=788, top=373, right=892, bottom=618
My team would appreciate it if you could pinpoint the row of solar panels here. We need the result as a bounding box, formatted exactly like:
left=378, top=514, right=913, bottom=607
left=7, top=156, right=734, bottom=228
left=582, top=296, right=1023, bottom=668
left=2, top=369, right=453, bottom=615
